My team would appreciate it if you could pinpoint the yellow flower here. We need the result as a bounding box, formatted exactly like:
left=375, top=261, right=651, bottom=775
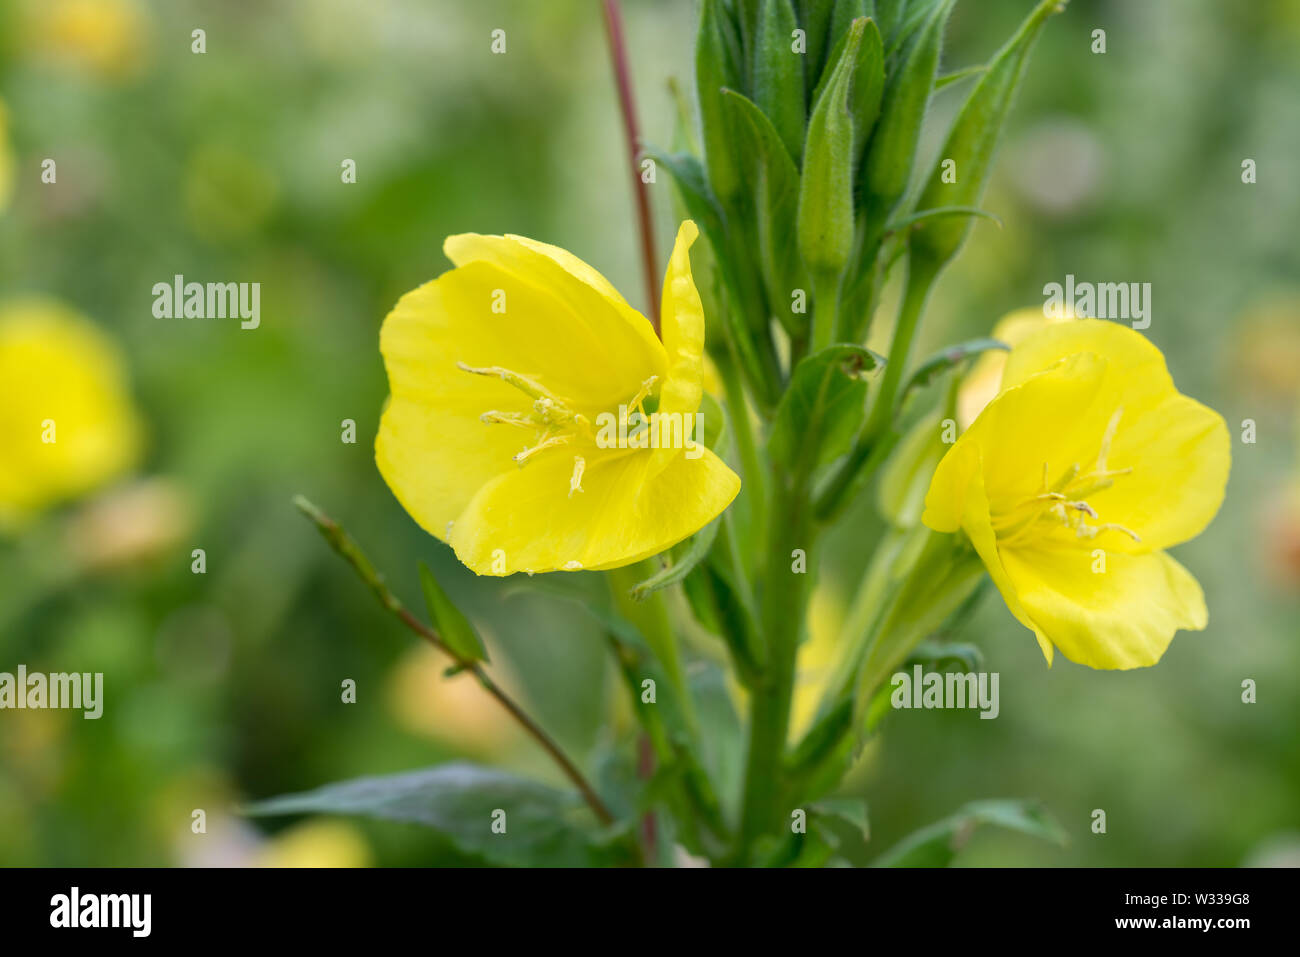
left=957, top=306, right=1075, bottom=430
left=20, top=0, right=151, bottom=82
left=376, top=221, right=740, bottom=576
left=256, top=820, right=371, bottom=869
left=0, top=299, right=143, bottom=529
left=923, top=319, right=1230, bottom=670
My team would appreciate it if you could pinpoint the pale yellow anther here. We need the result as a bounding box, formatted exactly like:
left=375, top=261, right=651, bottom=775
left=996, top=411, right=1142, bottom=547
left=568, top=456, right=586, bottom=497
left=514, top=433, right=571, bottom=465
left=457, top=361, right=552, bottom=401
left=481, top=410, right=537, bottom=429
left=627, top=375, right=659, bottom=413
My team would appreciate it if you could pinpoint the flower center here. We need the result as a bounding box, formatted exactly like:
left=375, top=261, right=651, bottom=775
left=458, top=361, right=658, bottom=498
left=991, top=408, right=1141, bottom=547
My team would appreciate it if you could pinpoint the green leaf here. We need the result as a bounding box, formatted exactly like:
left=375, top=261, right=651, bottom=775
left=417, top=561, right=487, bottom=663
left=816, top=790, right=868, bottom=842
left=905, top=639, right=986, bottom=674
left=794, top=0, right=836, bottom=95
left=911, top=0, right=1070, bottom=269
left=690, top=663, right=746, bottom=820
left=720, top=90, right=806, bottom=335
left=901, top=337, right=1009, bottom=401
left=935, top=64, right=987, bottom=91
left=629, top=516, right=722, bottom=602
left=769, top=343, right=883, bottom=470
left=873, top=798, right=1069, bottom=867
left=644, top=146, right=726, bottom=252
left=797, top=17, right=865, bottom=278
left=753, top=0, right=805, bottom=164
left=245, top=763, right=634, bottom=868
left=885, top=205, right=1003, bottom=235
left=697, top=0, right=747, bottom=207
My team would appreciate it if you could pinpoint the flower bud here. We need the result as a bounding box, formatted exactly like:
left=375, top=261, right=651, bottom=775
left=797, top=18, right=865, bottom=279
left=859, top=0, right=954, bottom=228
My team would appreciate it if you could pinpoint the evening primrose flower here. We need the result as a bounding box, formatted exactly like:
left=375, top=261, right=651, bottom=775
left=957, top=306, right=1075, bottom=430
left=922, top=319, right=1230, bottom=670
left=0, top=299, right=143, bottom=530
left=376, top=220, right=740, bottom=576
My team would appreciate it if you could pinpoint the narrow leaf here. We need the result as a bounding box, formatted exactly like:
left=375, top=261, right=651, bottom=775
left=901, top=337, right=1009, bottom=401
left=418, top=561, right=488, bottom=663
left=873, top=798, right=1068, bottom=867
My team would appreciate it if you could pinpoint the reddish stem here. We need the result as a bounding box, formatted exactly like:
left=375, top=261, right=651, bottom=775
left=601, top=0, right=661, bottom=335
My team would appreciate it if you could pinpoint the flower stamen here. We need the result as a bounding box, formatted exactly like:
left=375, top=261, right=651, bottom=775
left=994, top=407, right=1142, bottom=546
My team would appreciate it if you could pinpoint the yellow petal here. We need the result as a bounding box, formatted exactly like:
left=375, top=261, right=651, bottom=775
left=443, top=232, right=665, bottom=402
left=652, top=220, right=705, bottom=474
left=1091, top=391, right=1230, bottom=552
left=924, top=440, right=1045, bottom=651
left=1001, top=319, right=1230, bottom=552
left=957, top=306, right=1075, bottom=430
left=375, top=248, right=668, bottom=539
left=1001, top=318, right=1172, bottom=405
left=449, top=446, right=740, bottom=575
left=925, top=351, right=1108, bottom=526
left=1000, top=543, right=1207, bottom=669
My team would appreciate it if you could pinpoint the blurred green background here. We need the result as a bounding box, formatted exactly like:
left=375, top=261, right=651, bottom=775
left=1, top=0, right=1297, bottom=866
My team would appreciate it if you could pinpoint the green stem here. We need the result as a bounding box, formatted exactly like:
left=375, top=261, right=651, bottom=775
left=810, top=270, right=842, bottom=353
left=609, top=563, right=698, bottom=735
left=813, top=255, right=940, bottom=521
left=737, top=468, right=814, bottom=857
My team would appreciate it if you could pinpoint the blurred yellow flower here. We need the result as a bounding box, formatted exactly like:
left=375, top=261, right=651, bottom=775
left=376, top=220, right=740, bottom=576
left=387, top=644, right=521, bottom=755
left=0, top=299, right=143, bottom=529
left=256, top=820, right=371, bottom=868
left=924, top=320, right=1230, bottom=670
left=957, top=306, right=1075, bottom=430
left=20, top=0, right=151, bottom=82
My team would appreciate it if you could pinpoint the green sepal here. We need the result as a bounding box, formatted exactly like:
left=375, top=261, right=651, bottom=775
left=753, top=0, right=806, bottom=164
left=911, top=0, right=1070, bottom=269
